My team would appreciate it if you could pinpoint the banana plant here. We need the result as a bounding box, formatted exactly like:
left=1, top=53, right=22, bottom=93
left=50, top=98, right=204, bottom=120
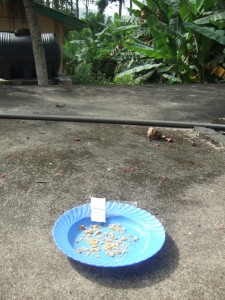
left=119, top=0, right=225, bottom=83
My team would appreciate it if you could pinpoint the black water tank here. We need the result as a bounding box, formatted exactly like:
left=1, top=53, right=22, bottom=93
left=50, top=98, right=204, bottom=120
left=0, top=29, right=61, bottom=79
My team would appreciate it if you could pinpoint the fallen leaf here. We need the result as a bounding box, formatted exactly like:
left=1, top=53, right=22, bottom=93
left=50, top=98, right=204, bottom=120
left=0, top=173, right=6, bottom=178
left=56, top=104, right=65, bottom=108
left=147, top=127, right=162, bottom=140
left=165, top=137, right=175, bottom=143
left=123, top=167, right=134, bottom=173
left=9, top=155, right=20, bottom=161
left=160, top=176, right=168, bottom=182
left=217, top=226, right=225, bottom=231
left=56, top=169, right=64, bottom=175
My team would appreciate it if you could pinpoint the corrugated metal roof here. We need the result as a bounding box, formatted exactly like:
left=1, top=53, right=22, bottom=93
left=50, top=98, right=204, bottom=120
left=35, top=1, right=85, bottom=30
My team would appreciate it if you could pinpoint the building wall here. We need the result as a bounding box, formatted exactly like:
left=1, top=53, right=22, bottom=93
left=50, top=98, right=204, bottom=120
left=0, top=7, right=64, bottom=73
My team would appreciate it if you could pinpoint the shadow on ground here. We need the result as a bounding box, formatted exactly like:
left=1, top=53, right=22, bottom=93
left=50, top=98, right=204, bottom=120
left=68, top=233, right=179, bottom=289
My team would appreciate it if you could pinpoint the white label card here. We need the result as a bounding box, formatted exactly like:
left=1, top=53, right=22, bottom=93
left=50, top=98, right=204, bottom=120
left=91, top=197, right=106, bottom=222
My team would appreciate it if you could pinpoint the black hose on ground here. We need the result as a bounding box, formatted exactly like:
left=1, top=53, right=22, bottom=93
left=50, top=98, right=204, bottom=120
left=0, top=113, right=225, bottom=130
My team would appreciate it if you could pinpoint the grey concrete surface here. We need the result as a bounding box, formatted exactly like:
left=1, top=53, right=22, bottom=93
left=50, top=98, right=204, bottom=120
left=0, top=84, right=225, bottom=300
left=0, top=84, right=225, bottom=122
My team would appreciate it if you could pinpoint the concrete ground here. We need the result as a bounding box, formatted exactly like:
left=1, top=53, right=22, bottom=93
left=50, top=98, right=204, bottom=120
left=0, top=84, right=225, bottom=300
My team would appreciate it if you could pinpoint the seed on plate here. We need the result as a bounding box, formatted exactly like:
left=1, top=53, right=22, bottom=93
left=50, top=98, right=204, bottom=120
left=94, top=230, right=101, bottom=236
left=86, top=238, right=99, bottom=247
left=84, top=229, right=94, bottom=236
left=79, top=225, right=86, bottom=230
left=107, top=251, right=115, bottom=257
left=81, top=247, right=89, bottom=252
left=92, top=224, right=102, bottom=230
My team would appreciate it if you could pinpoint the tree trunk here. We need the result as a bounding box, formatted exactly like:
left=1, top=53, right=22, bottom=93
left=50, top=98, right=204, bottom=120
left=76, top=0, right=79, bottom=18
left=85, top=0, right=89, bottom=17
left=23, top=0, right=48, bottom=86
left=129, top=0, right=132, bottom=15
left=53, top=0, right=59, bottom=10
left=119, top=0, right=122, bottom=17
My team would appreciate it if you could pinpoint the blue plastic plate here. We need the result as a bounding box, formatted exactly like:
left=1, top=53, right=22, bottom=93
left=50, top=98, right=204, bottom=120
left=53, top=201, right=165, bottom=267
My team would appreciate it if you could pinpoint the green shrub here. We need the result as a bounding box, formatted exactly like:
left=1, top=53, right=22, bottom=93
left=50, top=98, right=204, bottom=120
left=72, top=62, right=94, bottom=84
left=114, top=74, right=135, bottom=84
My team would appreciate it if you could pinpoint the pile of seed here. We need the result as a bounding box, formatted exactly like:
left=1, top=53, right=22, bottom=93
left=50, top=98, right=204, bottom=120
left=75, top=223, right=138, bottom=258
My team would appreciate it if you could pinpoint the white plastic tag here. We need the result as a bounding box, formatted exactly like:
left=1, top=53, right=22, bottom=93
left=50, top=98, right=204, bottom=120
left=91, top=197, right=106, bottom=222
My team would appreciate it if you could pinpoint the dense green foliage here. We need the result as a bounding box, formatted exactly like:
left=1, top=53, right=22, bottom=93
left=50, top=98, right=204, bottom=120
left=122, top=0, right=225, bottom=83
left=63, top=13, right=139, bottom=83
left=63, top=0, right=225, bottom=84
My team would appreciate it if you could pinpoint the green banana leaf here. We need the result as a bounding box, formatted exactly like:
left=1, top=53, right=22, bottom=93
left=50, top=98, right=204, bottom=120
left=162, top=73, right=182, bottom=83
left=178, top=0, right=196, bottom=22
left=124, top=42, right=165, bottom=59
left=161, top=0, right=179, bottom=11
left=114, top=25, right=141, bottom=32
left=197, top=35, right=212, bottom=66
left=150, top=0, right=170, bottom=17
left=134, top=70, right=156, bottom=83
left=147, top=16, right=178, bottom=60
left=194, top=12, right=225, bottom=24
left=115, top=63, right=161, bottom=78
left=203, top=0, right=216, bottom=11
left=196, top=0, right=205, bottom=12
left=196, top=0, right=216, bottom=11
left=131, top=0, right=146, bottom=9
left=184, top=22, right=225, bottom=45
